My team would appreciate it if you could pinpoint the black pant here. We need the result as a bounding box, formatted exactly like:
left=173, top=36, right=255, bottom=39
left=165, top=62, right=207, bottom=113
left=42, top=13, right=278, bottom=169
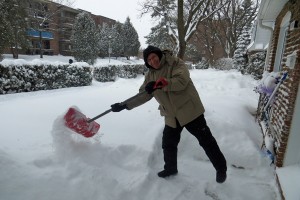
left=162, top=114, right=227, bottom=172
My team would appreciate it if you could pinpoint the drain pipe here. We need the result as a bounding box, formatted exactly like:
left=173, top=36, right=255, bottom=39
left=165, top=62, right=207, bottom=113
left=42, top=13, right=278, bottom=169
left=259, top=19, right=274, bottom=71
left=258, top=0, right=274, bottom=71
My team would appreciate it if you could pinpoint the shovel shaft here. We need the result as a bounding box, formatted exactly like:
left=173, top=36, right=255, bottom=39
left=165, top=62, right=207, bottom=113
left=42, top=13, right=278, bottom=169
left=121, top=90, right=147, bottom=104
left=87, top=109, right=112, bottom=123
left=87, top=90, right=147, bottom=123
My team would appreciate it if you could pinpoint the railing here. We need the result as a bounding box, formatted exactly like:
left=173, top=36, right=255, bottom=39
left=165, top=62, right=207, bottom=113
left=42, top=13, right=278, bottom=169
left=27, top=30, right=54, bottom=39
left=60, top=16, right=75, bottom=25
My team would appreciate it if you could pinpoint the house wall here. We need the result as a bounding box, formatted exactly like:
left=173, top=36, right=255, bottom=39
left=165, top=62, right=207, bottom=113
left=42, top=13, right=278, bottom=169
left=264, top=0, right=300, bottom=167
left=284, top=82, right=300, bottom=166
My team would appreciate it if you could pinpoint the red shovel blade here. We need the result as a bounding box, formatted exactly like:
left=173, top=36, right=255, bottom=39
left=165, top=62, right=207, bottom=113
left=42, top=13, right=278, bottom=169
left=64, top=107, right=100, bottom=138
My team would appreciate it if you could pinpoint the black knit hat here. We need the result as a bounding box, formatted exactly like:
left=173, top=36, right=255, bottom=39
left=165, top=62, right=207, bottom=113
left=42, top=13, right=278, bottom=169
left=143, top=45, right=163, bottom=68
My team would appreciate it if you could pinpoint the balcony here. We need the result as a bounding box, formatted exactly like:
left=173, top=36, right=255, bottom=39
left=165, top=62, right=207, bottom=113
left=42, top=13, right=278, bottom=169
left=60, top=16, right=75, bottom=28
left=27, top=30, right=54, bottom=39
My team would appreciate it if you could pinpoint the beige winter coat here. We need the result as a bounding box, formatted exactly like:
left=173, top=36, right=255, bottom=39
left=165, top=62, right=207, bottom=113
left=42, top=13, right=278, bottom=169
left=126, top=50, right=205, bottom=128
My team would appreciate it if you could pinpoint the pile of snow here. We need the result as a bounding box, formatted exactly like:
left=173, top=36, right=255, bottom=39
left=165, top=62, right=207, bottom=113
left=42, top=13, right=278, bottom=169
left=1, top=54, right=144, bottom=66
left=0, top=61, right=282, bottom=199
left=255, top=71, right=280, bottom=96
left=0, top=58, right=70, bottom=67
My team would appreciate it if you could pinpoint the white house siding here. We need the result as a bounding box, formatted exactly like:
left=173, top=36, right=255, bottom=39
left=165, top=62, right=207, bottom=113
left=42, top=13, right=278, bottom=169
left=283, top=82, right=300, bottom=166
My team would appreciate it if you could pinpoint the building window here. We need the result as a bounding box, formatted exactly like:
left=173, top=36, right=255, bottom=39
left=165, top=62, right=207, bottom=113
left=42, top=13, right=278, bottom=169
left=274, top=11, right=291, bottom=72
left=41, top=22, right=49, bottom=29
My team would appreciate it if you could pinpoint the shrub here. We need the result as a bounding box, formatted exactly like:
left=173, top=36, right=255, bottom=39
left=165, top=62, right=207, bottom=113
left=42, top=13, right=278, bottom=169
left=0, top=62, right=92, bottom=94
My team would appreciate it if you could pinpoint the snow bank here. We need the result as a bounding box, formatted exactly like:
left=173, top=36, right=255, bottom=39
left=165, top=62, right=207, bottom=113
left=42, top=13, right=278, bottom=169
left=0, top=58, right=67, bottom=67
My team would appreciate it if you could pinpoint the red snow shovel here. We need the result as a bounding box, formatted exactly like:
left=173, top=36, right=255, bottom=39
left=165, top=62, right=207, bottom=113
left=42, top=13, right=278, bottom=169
left=64, top=107, right=101, bottom=137
left=64, top=78, right=168, bottom=138
left=64, top=91, right=147, bottom=137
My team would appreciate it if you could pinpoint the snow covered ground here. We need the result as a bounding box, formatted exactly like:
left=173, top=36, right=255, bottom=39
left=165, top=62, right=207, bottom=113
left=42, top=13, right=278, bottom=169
left=0, top=55, right=283, bottom=200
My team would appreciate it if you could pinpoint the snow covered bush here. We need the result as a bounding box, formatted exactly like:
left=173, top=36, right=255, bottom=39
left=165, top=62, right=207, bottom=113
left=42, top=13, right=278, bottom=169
left=0, top=63, right=92, bottom=94
left=211, top=58, right=234, bottom=70
left=194, top=59, right=209, bottom=69
left=185, top=62, right=194, bottom=70
left=245, top=51, right=266, bottom=80
left=93, top=66, right=117, bottom=82
left=93, top=64, right=146, bottom=82
left=117, top=65, right=142, bottom=79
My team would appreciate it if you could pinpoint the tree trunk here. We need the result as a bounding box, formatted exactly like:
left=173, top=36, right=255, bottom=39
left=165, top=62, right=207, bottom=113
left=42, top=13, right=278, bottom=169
left=11, top=48, right=18, bottom=59
left=177, top=41, right=186, bottom=59
left=177, top=0, right=186, bottom=59
left=11, top=43, right=18, bottom=59
left=39, top=30, right=43, bottom=58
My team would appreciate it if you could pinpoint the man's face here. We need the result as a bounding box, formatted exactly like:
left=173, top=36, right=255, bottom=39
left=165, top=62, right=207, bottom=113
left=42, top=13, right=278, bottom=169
left=147, top=53, right=160, bottom=69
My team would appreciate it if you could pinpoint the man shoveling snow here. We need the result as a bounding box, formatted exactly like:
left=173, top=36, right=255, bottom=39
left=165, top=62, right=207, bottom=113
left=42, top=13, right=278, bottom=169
left=110, top=46, right=227, bottom=183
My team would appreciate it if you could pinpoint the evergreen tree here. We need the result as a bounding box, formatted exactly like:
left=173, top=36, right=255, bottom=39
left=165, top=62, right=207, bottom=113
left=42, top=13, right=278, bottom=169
left=121, top=17, right=140, bottom=60
left=71, top=12, right=100, bottom=65
left=0, top=0, right=10, bottom=58
left=185, top=43, right=202, bottom=63
left=145, top=21, right=175, bottom=50
left=233, top=24, right=251, bottom=73
left=98, top=22, right=124, bottom=58
left=111, top=22, right=124, bottom=58
left=98, top=23, right=110, bottom=57
left=0, top=0, right=28, bottom=58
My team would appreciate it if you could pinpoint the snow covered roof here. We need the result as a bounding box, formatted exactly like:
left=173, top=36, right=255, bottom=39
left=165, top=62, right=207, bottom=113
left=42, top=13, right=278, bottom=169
left=258, top=0, right=288, bottom=23
left=248, top=0, right=288, bottom=52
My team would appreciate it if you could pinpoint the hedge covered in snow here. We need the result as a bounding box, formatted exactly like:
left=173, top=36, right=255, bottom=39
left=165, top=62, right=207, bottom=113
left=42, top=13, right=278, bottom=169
left=0, top=61, right=92, bottom=94
left=0, top=61, right=147, bottom=94
left=93, top=64, right=147, bottom=82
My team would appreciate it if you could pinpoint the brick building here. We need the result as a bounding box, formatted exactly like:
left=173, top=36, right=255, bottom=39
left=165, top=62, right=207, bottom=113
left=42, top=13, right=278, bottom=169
left=249, top=0, right=300, bottom=199
left=24, top=0, right=116, bottom=56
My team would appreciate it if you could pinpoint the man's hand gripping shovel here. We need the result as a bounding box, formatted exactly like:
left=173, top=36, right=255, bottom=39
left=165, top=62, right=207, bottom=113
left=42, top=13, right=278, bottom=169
left=63, top=78, right=168, bottom=138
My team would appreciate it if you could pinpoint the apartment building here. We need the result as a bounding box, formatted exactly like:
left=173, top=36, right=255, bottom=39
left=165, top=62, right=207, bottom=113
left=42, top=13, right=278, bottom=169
left=25, top=0, right=116, bottom=56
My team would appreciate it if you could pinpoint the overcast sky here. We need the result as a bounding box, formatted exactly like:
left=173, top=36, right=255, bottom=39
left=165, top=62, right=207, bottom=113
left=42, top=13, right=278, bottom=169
left=73, top=0, right=154, bottom=48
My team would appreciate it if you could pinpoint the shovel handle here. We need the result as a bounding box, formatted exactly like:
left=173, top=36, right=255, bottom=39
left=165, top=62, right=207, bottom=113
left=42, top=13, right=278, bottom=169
left=121, top=90, right=147, bottom=104
left=87, top=90, right=147, bottom=123
left=87, top=109, right=112, bottom=123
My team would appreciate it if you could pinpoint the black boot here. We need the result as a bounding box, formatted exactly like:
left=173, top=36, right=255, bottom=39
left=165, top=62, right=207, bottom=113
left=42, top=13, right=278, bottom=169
left=159, top=123, right=182, bottom=178
left=158, top=148, right=178, bottom=178
left=216, top=171, right=227, bottom=183
left=203, top=135, right=227, bottom=183
left=157, top=169, right=178, bottom=178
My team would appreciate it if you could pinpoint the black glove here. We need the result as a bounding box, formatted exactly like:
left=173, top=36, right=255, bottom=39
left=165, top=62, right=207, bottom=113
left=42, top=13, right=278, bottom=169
left=111, top=103, right=127, bottom=112
left=145, top=81, right=156, bottom=94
